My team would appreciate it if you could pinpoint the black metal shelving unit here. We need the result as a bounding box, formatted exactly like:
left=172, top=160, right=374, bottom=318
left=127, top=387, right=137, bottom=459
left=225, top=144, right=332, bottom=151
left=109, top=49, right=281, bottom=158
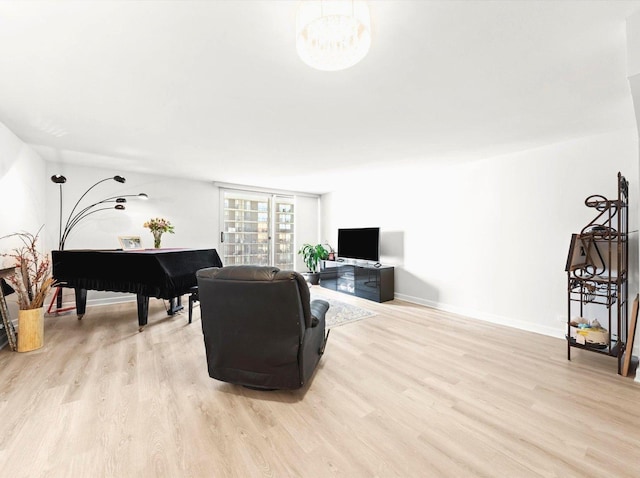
left=566, top=172, right=629, bottom=374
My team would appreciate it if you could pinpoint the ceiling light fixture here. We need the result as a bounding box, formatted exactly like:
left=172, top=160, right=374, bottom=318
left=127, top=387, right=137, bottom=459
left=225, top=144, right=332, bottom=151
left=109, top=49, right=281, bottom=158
left=296, top=0, right=371, bottom=71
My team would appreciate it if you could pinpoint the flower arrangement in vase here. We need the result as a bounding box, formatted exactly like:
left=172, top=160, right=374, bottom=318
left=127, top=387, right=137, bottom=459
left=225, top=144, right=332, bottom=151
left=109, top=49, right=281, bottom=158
left=143, top=217, right=175, bottom=248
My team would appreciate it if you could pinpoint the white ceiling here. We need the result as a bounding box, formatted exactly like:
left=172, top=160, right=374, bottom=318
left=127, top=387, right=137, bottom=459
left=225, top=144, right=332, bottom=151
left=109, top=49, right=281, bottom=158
left=0, top=0, right=639, bottom=194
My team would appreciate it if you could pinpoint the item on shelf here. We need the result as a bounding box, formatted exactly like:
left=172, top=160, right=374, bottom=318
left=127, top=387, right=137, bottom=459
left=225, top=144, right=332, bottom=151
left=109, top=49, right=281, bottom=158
left=569, top=317, right=609, bottom=347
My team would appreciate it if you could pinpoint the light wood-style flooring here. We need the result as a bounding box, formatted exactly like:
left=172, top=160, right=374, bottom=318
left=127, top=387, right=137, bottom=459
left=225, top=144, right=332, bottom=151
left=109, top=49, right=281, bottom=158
left=0, top=288, right=638, bottom=477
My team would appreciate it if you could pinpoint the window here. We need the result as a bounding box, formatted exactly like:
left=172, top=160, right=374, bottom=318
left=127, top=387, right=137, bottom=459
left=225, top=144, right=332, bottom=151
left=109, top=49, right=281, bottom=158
left=220, top=190, right=295, bottom=269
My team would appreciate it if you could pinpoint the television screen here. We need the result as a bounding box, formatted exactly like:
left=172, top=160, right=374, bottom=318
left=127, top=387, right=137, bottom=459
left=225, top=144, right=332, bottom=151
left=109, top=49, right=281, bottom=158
left=338, top=227, right=379, bottom=262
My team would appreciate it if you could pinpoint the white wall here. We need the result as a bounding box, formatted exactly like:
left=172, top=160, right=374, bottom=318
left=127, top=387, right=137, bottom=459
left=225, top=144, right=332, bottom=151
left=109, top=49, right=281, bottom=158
left=0, top=122, right=47, bottom=238
left=45, top=162, right=219, bottom=252
left=322, top=129, right=639, bottom=339
left=0, top=121, right=47, bottom=333
left=626, top=11, right=640, bottom=380
left=295, top=195, right=320, bottom=271
left=627, top=10, right=640, bottom=77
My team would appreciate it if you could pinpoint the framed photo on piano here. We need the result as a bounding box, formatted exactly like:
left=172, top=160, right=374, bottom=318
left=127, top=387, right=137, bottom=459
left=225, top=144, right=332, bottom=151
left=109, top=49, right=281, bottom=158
left=118, top=236, right=144, bottom=250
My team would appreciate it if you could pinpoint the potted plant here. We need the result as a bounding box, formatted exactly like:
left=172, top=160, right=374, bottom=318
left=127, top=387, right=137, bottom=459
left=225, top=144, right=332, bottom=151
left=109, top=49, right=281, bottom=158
left=1, top=227, right=54, bottom=352
left=298, top=243, right=328, bottom=285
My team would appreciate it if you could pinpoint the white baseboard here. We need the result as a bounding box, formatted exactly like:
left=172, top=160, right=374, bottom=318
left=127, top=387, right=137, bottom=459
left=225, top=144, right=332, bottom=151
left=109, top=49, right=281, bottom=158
left=394, top=293, right=565, bottom=339
left=87, top=295, right=137, bottom=307
left=54, top=294, right=137, bottom=311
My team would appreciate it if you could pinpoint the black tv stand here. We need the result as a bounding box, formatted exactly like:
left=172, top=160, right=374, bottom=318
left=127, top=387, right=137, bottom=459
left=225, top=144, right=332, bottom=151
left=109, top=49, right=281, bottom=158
left=319, top=260, right=394, bottom=303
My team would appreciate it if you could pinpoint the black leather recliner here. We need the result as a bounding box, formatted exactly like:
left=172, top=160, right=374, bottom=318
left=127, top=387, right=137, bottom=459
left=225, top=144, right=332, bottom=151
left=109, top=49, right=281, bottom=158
left=196, top=265, right=330, bottom=390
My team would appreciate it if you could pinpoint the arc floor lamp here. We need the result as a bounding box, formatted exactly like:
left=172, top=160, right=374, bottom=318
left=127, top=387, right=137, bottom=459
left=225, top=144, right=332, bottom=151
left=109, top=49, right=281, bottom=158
left=48, top=174, right=148, bottom=314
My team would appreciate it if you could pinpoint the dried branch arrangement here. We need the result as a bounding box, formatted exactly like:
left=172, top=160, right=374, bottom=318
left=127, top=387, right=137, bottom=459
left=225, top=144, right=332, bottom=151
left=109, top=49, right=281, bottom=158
left=1, top=227, right=54, bottom=310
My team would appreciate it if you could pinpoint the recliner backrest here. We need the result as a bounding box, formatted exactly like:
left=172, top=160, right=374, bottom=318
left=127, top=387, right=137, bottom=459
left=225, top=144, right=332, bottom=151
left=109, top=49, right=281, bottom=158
left=196, top=265, right=314, bottom=389
left=198, top=265, right=314, bottom=326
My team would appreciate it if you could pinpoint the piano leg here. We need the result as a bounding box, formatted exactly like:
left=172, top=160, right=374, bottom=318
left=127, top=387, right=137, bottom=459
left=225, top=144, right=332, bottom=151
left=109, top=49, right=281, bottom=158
left=136, top=294, right=149, bottom=332
left=75, top=288, right=87, bottom=320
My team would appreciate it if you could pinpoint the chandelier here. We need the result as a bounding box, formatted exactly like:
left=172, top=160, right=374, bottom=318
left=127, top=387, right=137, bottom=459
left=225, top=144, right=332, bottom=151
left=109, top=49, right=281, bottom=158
left=296, top=0, right=371, bottom=71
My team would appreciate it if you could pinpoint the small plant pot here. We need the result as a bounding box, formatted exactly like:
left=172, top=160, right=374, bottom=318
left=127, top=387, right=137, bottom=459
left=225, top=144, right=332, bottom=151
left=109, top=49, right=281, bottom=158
left=302, top=272, right=320, bottom=285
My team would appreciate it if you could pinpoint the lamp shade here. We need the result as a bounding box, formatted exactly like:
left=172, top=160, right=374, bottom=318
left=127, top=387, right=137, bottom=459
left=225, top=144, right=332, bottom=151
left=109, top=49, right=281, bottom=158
left=296, top=0, right=371, bottom=71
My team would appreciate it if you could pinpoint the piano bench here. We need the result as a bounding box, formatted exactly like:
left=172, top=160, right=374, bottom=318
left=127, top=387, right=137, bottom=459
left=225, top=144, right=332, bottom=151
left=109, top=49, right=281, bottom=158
left=188, top=286, right=199, bottom=323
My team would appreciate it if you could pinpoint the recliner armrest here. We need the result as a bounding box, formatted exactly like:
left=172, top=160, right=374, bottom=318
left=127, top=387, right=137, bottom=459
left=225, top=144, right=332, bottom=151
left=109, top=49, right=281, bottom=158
left=310, top=299, right=329, bottom=328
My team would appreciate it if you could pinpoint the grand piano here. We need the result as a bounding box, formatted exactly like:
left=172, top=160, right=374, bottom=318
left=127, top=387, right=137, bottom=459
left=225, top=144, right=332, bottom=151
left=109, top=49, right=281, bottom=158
left=52, top=248, right=223, bottom=330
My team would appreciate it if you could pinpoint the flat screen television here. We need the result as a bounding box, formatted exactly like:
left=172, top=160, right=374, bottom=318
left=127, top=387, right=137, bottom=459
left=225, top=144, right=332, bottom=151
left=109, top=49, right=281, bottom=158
left=337, top=227, right=380, bottom=262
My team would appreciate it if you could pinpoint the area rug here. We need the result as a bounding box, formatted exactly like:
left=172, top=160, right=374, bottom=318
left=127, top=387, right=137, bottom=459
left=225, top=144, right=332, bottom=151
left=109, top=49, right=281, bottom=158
left=311, top=296, right=377, bottom=328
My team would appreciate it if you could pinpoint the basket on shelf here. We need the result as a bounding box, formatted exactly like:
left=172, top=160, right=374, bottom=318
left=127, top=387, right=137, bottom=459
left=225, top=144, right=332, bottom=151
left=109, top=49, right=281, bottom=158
left=569, top=317, right=609, bottom=348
